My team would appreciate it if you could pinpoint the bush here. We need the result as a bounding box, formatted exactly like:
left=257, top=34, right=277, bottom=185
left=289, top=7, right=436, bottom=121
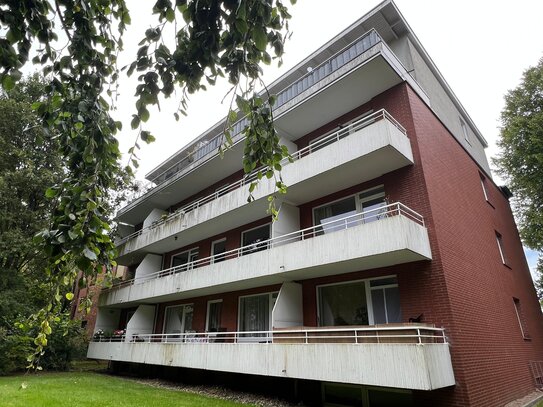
left=0, top=327, right=33, bottom=375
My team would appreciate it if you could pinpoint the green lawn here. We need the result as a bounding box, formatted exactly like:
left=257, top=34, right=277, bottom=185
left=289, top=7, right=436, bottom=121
left=0, top=372, right=251, bottom=407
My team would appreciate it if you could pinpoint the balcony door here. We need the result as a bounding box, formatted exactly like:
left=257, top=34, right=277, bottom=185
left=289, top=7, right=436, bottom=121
left=238, top=292, right=277, bottom=341
left=313, top=186, right=385, bottom=235
left=317, top=276, right=400, bottom=327
left=163, top=304, right=194, bottom=340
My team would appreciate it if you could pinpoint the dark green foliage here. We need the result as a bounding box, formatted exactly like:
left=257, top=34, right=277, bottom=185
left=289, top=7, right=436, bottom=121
left=0, top=76, right=87, bottom=374
left=495, top=58, right=543, bottom=251
left=494, top=57, right=543, bottom=300
left=0, top=0, right=294, bottom=365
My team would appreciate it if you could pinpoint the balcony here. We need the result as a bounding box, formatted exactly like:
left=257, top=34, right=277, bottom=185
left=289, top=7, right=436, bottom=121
left=87, top=325, right=455, bottom=391
left=116, top=109, right=414, bottom=262
left=117, top=28, right=426, bottom=224
left=100, top=203, right=431, bottom=307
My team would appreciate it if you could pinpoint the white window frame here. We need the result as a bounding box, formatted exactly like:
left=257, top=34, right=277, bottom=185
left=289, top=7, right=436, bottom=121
left=513, top=298, right=529, bottom=339
left=170, top=247, right=199, bottom=269
left=480, top=176, right=489, bottom=201
left=496, top=232, right=507, bottom=265
left=237, top=291, right=278, bottom=333
left=309, top=110, right=374, bottom=153
left=460, top=118, right=471, bottom=145
left=311, top=185, right=385, bottom=227
left=162, top=303, right=194, bottom=335
left=205, top=299, right=223, bottom=332
left=316, top=275, right=398, bottom=327
left=241, top=223, right=271, bottom=253
left=211, top=238, right=227, bottom=264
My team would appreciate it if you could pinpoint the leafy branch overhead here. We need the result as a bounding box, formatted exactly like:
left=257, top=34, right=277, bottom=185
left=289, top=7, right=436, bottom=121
left=0, top=0, right=294, bottom=366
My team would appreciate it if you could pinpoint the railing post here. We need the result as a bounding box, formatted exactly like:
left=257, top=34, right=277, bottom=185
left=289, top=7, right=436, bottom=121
left=417, top=328, right=422, bottom=345
left=305, top=331, right=308, bottom=344
left=355, top=330, right=358, bottom=344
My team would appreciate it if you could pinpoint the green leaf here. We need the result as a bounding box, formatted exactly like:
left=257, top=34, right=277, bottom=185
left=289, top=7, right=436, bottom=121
left=253, top=28, right=268, bottom=51
left=45, top=188, right=57, bottom=198
left=65, top=292, right=74, bottom=301
left=82, top=247, right=97, bottom=261
left=131, top=115, right=140, bottom=129
left=2, top=75, right=14, bottom=91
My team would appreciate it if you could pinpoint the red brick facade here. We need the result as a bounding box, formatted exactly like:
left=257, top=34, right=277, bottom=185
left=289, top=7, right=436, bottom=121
left=113, top=83, right=543, bottom=406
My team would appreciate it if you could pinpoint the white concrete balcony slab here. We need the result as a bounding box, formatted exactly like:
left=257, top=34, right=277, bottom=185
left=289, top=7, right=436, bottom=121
left=87, top=325, right=454, bottom=391
left=100, top=203, right=431, bottom=307
left=116, top=109, right=414, bottom=263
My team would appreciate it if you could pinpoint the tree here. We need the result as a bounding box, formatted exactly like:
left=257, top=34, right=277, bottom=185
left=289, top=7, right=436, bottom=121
left=0, top=75, right=87, bottom=374
left=494, top=57, right=543, bottom=299
left=0, top=0, right=295, bottom=364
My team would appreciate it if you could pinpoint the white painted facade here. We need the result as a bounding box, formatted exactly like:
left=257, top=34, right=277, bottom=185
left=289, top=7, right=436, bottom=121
left=100, top=214, right=431, bottom=307
left=87, top=341, right=455, bottom=391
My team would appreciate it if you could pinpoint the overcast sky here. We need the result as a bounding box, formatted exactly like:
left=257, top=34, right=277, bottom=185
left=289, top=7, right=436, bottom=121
left=110, top=0, right=543, bottom=274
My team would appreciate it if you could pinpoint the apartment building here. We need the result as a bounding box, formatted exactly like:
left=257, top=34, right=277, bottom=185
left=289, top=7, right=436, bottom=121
left=87, top=1, right=543, bottom=405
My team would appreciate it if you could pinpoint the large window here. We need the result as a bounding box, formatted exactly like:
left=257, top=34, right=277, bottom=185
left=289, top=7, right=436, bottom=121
left=309, top=111, right=373, bottom=153
left=313, top=186, right=386, bottom=235
left=241, top=224, right=271, bottom=255
left=206, top=300, right=223, bottom=332
left=171, top=248, right=199, bottom=270
left=163, top=304, right=194, bottom=336
left=317, top=276, right=401, bottom=326
left=238, top=292, right=277, bottom=337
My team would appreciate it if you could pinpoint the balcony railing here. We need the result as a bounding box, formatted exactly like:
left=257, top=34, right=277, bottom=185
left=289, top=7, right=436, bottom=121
left=123, top=29, right=383, bottom=205
left=116, top=108, right=405, bottom=247
left=91, top=325, right=447, bottom=345
left=106, top=202, right=424, bottom=291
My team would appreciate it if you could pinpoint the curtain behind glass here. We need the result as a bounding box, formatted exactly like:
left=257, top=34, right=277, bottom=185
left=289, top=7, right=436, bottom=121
left=240, top=295, right=269, bottom=335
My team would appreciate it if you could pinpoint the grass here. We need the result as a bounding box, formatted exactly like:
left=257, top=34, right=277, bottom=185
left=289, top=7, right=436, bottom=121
left=0, top=371, right=251, bottom=407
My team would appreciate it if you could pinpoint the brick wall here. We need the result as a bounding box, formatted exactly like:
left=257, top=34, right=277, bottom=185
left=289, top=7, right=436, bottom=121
left=405, top=84, right=543, bottom=406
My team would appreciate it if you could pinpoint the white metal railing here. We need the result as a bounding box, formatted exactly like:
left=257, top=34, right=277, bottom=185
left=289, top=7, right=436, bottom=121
left=116, top=108, right=405, bottom=246
left=121, top=29, right=383, bottom=205
left=105, top=202, right=423, bottom=291
left=91, top=325, right=447, bottom=345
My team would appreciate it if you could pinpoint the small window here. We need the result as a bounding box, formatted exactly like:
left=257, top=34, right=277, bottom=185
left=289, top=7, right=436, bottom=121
left=513, top=298, right=530, bottom=339
left=171, top=248, right=199, bottom=270
left=496, top=232, right=507, bottom=265
left=460, top=118, right=471, bottom=145
left=480, top=174, right=489, bottom=202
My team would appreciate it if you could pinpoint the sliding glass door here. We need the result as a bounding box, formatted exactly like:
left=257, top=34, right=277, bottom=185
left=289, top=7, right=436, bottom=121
left=317, top=277, right=400, bottom=326
left=238, top=293, right=277, bottom=340
left=163, top=304, right=194, bottom=340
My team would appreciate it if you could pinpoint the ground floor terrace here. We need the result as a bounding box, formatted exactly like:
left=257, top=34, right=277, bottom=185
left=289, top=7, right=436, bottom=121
left=89, top=269, right=456, bottom=401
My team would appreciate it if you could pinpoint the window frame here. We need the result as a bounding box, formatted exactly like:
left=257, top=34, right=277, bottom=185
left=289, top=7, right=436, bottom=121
left=170, top=247, right=199, bottom=269
left=237, top=291, right=278, bottom=333
left=205, top=299, right=223, bottom=332
left=309, top=110, right=374, bottom=153
left=211, top=238, right=227, bottom=263
left=460, top=118, right=471, bottom=146
left=513, top=298, right=530, bottom=340
left=315, top=275, right=399, bottom=327
left=162, top=303, right=194, bottom=335
left=240, top=223, right=272, bottom=255
left=495, top=232, right=507, bottom=266
left=311, top=185, right=385, bottom=230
